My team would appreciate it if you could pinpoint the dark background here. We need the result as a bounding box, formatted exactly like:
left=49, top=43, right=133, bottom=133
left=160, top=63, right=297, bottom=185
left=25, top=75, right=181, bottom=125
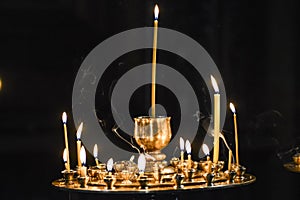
left=0, top=0, right=300, bottom=199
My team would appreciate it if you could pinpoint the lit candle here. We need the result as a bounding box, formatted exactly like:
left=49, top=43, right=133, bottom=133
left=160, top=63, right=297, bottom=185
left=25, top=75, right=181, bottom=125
left=138, top=154, right=146, bottom=176
left=76, top=122, right=83, bottom=168
left=63, top=148, right=69, bottom=170
left=107, top=158, right=114, bottom=175
left=230, top=102, right=239, bottom=165
left=179, top=137, right=184, bottom=163
left=211, top=75, right=220, bottom=164
left=151, top=4, right=159, bottom=117
left=202, top=144, right=210, bottom=161
left=80, top=146, right=87, bottom=177
left=202, top=144, right=212, bottom=173
left=62, top=112, right=70, bottom=172
left=228, top=150, right=232, bottom=170
left=93, top=144, right=99, bottom=166
left=185, top=140, right=192, bottom=169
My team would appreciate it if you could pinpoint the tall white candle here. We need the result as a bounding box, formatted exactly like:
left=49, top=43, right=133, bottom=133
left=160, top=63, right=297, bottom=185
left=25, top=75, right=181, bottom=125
left=211, top=76, right=220, bottom=164
left=62, top=112, right=70, bottom=172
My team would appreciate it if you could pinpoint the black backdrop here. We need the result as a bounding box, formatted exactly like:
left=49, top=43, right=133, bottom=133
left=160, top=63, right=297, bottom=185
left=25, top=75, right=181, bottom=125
left=0, top=0, right=299, bottom=199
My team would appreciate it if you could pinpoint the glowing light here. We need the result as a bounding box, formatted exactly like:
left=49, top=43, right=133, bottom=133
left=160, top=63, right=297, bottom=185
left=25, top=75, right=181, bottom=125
left=76, top=122, right=83, bottom=140
left=210, top=75, right=219, bottom=93
left=202, top=144, right=210, bottom=155
left=107, top=158, right=113, bottom=171
left=138, top=154, right=146, bottom=172
left=179, top=137, right=184, bottom=151
left=62, top=112, right=67, bottom=124
left=63, top=148, right=67, bottom=162
left=80, top=146, right=86, bottom=166
left=154, top=4, right=159, bottom=20
left=230, top=102, right=236, bottom=113
left=93, top=144, right=98, bottom=158
left=185, top=140, right=191, bottom=154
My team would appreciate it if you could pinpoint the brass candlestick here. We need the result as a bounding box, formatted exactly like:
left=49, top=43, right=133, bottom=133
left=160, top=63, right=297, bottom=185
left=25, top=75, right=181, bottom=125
left=138, top=175, right=149, bottom=189
left=104, top=175, right=114, bottom=190
left=61, top=170, right=76, bottom=185
left=174, top=173, right=185, bottom=189
left=232, top=164, right=246, bottom=180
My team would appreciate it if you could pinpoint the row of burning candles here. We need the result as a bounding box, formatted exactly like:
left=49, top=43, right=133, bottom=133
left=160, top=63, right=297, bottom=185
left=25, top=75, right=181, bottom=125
left=60, top=103, right=240, bottom=179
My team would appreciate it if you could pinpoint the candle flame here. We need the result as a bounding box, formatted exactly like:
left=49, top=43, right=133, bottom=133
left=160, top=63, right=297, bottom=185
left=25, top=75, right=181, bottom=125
left=80, top=146, right=86, bottom=165
left=138, top=154, right=146, bottom=172
left=76, top=122, right=83, bottom=140
left=202, top=144, right=210, bottom=155
left=62, top=112, right=67, bottom=124
left=93, top=144, right=98, bottom=158
left=185, top=140, right=191, bottom=154
left=107, top=158, right=113, bottom=171
left=229, top=102, right=236, bottom=113
left=210, top=75, right=219, bottom=93
left=154, top=4, right=159, bottom=20
left=63, top=148, right=67, bottom=162
left=179, top=137, right=184, bottom=151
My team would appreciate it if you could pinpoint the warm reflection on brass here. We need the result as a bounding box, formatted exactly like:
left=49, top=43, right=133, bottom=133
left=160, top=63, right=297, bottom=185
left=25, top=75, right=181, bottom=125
left=293, top=153, right=300, bottom=165
left=134, top=116, right=171, bottom=161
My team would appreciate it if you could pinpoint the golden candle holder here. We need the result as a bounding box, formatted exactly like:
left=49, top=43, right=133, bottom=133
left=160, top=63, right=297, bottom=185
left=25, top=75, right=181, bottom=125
left=224, top=169, right=237, bottom=183
left=204, top=172, right=215, bottom=186
left=231, top=164, right=246, bottom=180
left=134, top=116, right=172, bottom=172
left=104, top=175, right=115, bottom=190
left=174, top=173, right=185, bottom=189
left=138, top=175, right=149, bottom=189
left=284, top=152, right=300, bottom=173
left=61, top=170, right=76, bottom=185
left=77, top=177, right=87, bottom=188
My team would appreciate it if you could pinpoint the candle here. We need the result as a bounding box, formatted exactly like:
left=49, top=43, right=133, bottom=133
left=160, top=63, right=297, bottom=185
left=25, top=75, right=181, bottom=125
left=107, top=158, right=114, bottom=175
left=179, top=137, right=184, bottom=163
left=138, top=154, right=146, bottom=175
left=76, top=122, right=83, bottom=168
left=202, top=144, right=211, bottom=173
left=230, top=102, right=239, bottom=165
left=93, top=144, right=99, bottom=166
left=80, top=146, right=87, bottom=177
left=185, top=140, right=192, bottom=169
left=151, top=4, right=159, bottom=117
left=63, top=148, right=69, bottom=170
left=228, top=150, right=232, bottom=170
left=202, top=144, right=210, bottom=161
left=211, top=75, right=220, bottom=164
left=62, top=112, right=70, bottom=172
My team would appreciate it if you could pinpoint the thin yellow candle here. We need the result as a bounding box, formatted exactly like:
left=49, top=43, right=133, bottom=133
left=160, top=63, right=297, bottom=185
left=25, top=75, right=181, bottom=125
left=228, top=150, right=232, bottom=170
left=230, top=102, right=239, bottom=165
left=76, top=122, right=83, bottom=168
left=185, top=140, right=192, bottom=169
left=93, top=144, right=99, bottom=166
left=211, top=75, right=220, bottom=163
left=179, top=137, right=184, bottom=163
left=151, top=4, right=159, bottom=117
left=202, top=144, right=212, bottom=173
left=62, top=112, right=70, bottom=172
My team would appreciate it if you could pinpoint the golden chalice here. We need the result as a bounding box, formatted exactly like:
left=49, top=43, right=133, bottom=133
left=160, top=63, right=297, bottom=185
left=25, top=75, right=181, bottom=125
left=134, top=116, right=172, bottom=170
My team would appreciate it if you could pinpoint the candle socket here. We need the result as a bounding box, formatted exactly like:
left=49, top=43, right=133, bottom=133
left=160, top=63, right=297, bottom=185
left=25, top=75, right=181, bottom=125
left=62, top=170, right=76, bottom=185
left=174, top=173, right=185, bottom=189
left=211, top=161, right=224, bottom=178
left=87, top=166, right=101, bottom=182
left=225, top=169, right=237, bottom=183
left=138, top=175, right=149, bottom=189
left=292, top=153, right=300, bottom=166
left=204, top=172, right=215, bottom=186
left=104, top=175, right=114, bottom=190
left=232, top=164, right=246, bottom=180
left=184, top=168, right=196, bottom=182
left=77, top=177, right=86, bottom=188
